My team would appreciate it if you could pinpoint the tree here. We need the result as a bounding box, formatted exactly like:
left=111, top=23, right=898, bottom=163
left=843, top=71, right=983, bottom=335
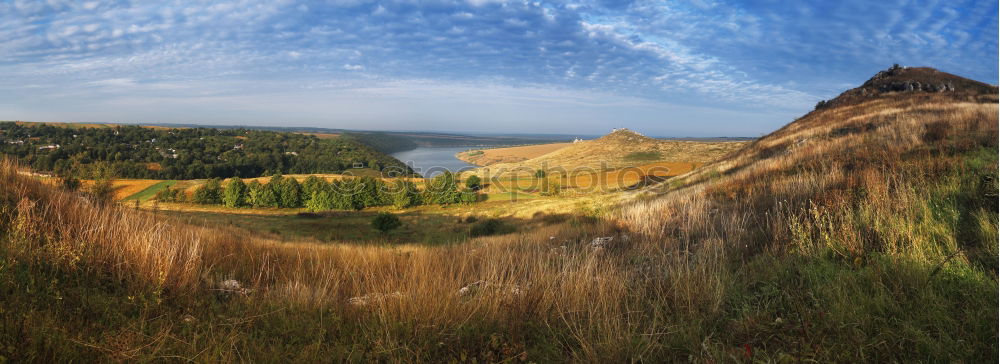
left=245, top=180, right=262, bottom=206
left=301, top=175, right=327, bottom=198
left=534, top=169, right=546, bottom=178
left=424, top=172, right=461, bottom=205
left=255, top=184, right=279, bottom=207
left=193, top=178, right=223, bottom=204
left=223, top=177, right=247, bottom=207
left=305, top=190, right=335, bottom=212
left=276, top=177, right=303, bottom=208
left=464, top=175, right=482, bottom=191
left=331, top=179, right=364, bottom=210
left=89, top=161, right=116, bottom=204
left=371, top=212, right=402, bottom=234
left=389, top=179, right=419, bottom=209
left=356, top=176, right=387, bottom=208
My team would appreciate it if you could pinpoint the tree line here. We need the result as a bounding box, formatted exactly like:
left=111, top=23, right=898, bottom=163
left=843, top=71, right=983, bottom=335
left=158, top=172, right=481, bottom=210
left=0, top=122, right=414, bottom=179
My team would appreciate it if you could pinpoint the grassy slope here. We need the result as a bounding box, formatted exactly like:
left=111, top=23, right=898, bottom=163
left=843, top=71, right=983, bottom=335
left=468, top=130, right=746, bottom=177
left=0, top=69, right=997, bottom=362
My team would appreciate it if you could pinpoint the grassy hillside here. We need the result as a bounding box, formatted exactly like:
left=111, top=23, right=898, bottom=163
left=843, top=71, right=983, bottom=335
left=0, top=67, right=996, bottom=361
left=457, top=142, right=574, bottom=166
left=467, top=129, right=746, bottom=179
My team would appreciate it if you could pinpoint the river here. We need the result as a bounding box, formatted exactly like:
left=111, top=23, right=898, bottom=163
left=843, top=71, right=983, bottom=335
left=391, top=147, right=479, bottom=178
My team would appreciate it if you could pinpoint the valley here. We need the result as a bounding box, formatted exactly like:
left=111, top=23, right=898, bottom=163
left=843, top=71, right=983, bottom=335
left=1, top=8, right=996, bottom=359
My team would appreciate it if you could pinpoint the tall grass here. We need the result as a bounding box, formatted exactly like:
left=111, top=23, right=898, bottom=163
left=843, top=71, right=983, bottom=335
left=0, top=92, right=996, bottom=361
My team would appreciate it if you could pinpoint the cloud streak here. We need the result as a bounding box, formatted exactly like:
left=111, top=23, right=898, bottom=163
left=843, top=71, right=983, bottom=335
left=0, top=0, right=995, bottom=136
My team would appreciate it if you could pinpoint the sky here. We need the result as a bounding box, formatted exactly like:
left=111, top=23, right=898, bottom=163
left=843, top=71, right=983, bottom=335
left=1, top=0, right=996, bottom=137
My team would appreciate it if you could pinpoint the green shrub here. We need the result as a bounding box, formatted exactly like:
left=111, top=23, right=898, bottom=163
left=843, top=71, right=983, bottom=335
left=371, top=212, right=402, bottom=234
left=60, top=175, right=81, bottom=191
left=193, top=178, right=222, bottom=204
left=624, top=151, right=662, bottom=161
left=465, top=175, right=482, bottom=191
left=90, top=178, right=115, bottom=204
left=469, top=218, right=513, bottom=237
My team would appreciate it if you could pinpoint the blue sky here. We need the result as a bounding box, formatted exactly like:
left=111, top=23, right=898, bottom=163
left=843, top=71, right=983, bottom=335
left=1, top=0, right=996, bottom=137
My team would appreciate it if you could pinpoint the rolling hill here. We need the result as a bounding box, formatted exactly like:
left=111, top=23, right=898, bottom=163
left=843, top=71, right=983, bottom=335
left=0, top=66, right=995, bottom=361
left=465, top=128, right=747, bottom=178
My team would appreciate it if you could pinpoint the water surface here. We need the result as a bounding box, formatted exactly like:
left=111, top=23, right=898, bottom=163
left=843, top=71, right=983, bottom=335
left=391, top=147, right=478, bottom=178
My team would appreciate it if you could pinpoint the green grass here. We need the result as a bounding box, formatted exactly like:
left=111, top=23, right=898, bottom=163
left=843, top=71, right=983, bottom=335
left=122, top=180, right=177, bottom=201
left=713, top=253, right=998, bottom=361
left=157, top=209, right=477, bottom=244
left=624, top=151, right=662, bottom=162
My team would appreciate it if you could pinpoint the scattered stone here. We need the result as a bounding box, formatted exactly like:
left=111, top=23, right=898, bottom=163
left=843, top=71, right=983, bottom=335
left=591, top=236, right=614, bottom=248
left=217, top=279, right=251, bottom=295
left=457, top=280, right=527, bottom=297
left=457, top=280, right=487, bottom=296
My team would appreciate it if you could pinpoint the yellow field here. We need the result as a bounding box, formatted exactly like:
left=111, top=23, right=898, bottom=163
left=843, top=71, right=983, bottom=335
left=458, top=142, right=572, bottom=166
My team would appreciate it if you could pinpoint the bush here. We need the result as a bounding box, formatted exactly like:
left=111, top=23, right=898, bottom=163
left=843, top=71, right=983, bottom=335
left=371, top=212, right=402, bottom=234
left=460, top=190, right=478, bottom=204
left=193, top=178, right=223, bottom=204
left=469, top=218, right=513, bottom=237
left=90, top=178, right=115, bottom=204
left=155, top=186, right=182, bottom=202
left=465, top=175, right=482, bottom=191
left=60, top=175, right=81, bottom=191
left=540, top=180, right=561, bottom=196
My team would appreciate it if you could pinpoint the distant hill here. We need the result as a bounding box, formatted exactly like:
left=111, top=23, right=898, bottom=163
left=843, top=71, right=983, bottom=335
left=0, top=122, right=414, bottom=179
left=141, top=124, right=573, bottom=153
left=467, top=128, right=748, bottom=176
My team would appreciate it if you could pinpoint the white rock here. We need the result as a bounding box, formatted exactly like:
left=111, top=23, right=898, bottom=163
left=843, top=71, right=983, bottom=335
left=591, top=236, right=613, bottom=248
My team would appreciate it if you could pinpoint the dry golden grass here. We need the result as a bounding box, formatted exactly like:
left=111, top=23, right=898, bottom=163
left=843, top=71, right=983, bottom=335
left=458, top=142, right=573, bottom=166
left=1, top=75, right=997, bottom=361
left=468, top=131, right=745, bottom=181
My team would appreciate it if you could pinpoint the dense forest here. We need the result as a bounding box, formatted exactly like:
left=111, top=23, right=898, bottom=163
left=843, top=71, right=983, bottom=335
left=342, top=132, right=419, bottom=154
left=0, top=122, right=413, bottom=179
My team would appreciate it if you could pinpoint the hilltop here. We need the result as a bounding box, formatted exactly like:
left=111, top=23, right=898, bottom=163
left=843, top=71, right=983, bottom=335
left=0, top=67, right=996, bottom=362
left=816, top=65, right=997, bottom=109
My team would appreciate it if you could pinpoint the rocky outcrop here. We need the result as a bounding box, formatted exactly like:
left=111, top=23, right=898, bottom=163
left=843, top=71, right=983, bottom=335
left=815, top=65, right=997, bottom=110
